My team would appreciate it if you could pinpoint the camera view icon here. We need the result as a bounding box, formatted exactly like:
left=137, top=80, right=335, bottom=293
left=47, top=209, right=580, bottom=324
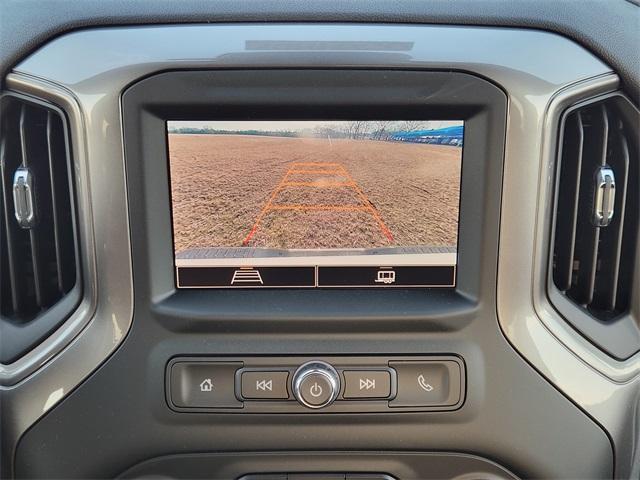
left=231, top=268, right=263, bottom=285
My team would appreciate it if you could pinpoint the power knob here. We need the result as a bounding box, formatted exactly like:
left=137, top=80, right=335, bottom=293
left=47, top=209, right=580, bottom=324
left=292, top=361, right=340, bottom=409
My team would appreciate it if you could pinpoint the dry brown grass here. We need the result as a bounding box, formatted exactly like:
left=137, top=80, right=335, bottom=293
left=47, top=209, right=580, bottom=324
left=168, top=134, right=461, bottom=252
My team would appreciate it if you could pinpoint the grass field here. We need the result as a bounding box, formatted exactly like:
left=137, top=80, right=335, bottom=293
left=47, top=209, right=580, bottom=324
left=168, top=134, right=462, bottom=253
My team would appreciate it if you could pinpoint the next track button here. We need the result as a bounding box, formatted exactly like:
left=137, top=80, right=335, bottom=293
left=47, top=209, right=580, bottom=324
left=342, top=370, right=392, bottom=399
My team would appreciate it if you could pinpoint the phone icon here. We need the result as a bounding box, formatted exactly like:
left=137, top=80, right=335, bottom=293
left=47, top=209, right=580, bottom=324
left=417, top=374, right=434, bottom=392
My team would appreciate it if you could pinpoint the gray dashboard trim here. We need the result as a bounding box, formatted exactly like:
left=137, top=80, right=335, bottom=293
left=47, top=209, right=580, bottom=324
left=0, top=73, right=135, bottom=472
left=545, top=92, right=640, bottom=360
left=0, top=0, right=639, bottom=100
left=498, top=73, right=640, bottom=479
left=1, top=23, right=637, bottom=476
left=0, top=88, right=89, bottom=376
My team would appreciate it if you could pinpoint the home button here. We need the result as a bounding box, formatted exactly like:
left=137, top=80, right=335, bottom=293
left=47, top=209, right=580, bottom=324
left=170, top=361, right=243, bottom=408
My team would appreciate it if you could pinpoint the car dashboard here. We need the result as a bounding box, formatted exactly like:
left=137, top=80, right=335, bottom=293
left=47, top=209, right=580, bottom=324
left=0, top=3, right=639, bottom=479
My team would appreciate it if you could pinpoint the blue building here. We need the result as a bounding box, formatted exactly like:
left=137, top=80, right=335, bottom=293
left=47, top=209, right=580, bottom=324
left=390, top=125, right=463, bottom=146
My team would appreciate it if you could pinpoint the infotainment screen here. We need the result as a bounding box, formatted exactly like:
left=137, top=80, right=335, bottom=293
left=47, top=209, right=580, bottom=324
left=167, top=120, right=463, bottom=288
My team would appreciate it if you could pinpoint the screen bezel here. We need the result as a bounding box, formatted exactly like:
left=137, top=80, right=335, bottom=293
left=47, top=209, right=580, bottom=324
left=166, top=118, right=464, bottom=289
left=122, top=69, right=506, bottom=330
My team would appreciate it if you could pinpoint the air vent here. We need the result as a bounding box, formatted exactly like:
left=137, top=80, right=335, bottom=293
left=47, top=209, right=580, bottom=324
left=0, top=93, right=81, bottom=364
left=550, top=94, right=639, bottom=359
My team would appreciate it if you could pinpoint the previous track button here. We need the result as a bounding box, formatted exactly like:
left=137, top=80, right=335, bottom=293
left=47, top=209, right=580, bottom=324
left=240, top=370, right=290, bottom=399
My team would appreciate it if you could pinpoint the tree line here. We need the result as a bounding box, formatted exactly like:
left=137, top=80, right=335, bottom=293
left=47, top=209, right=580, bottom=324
left=169, top=121, right=435, bottom=140
left=168, top=127, right=298, bottom=137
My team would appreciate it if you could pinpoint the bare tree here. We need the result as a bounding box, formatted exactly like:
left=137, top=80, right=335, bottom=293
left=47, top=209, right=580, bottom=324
left=399, top=121, right=427, bottom=132
left=370, top=121, right=395, bottom=140
left=344, top=121, right=368, bottom=139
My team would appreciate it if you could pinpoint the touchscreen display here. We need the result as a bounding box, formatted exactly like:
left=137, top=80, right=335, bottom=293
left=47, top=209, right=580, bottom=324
left=168, top=120, right=463, bottom=288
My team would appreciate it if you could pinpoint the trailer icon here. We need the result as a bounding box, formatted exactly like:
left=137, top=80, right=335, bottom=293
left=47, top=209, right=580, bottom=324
left=374, top=269, right=396, bottom=284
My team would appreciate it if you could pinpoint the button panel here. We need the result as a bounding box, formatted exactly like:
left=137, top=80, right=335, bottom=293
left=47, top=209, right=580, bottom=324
left=167, top=356, right=464, bottom=413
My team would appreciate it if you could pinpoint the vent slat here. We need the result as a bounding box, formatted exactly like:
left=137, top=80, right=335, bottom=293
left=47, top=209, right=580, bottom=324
left=1, top=137, right=25, bottom=314
left=571, top=106, right=609, bottom=305
left=19, top=105, right=45, bottom=309
left=48, top=112, right=76, bottom=293
left=1, top=104, right=35, bottom=317
left=46, top=111, right=64, bottom=293
left=613, top=117, right=639, bottom=313
left=0, top=171, right=10, bottom=314
left=572, top=218, right=599, bottom=305
left=23, top=104, right=61, bottom=309
left=553, top=112, right=584, bottom=291
left=596, top=105, right=609, bottom=167
left=593, top=119, right=629, bottom=311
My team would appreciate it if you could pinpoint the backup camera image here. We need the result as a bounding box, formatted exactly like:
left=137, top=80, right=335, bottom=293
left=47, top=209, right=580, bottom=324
left=168, top=120, right=463, bottom=287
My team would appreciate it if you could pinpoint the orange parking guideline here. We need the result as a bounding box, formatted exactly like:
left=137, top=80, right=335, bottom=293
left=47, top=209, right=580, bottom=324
left=337, top=164, right=394, bottom=242
left=268, top=205, right=368, bottom=211
left=281, top=181, right=354, bottom=188
left=241, top=181, right=288, bottom=246
left=242, top=161, right=394, bottom=246
left=291, top=162, right=341, bottom=167
left=288, top=169, right=343, bottom=175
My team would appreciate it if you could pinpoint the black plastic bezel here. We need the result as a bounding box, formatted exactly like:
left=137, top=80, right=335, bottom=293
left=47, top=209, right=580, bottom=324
left=121, top=69, right=507, bottom=334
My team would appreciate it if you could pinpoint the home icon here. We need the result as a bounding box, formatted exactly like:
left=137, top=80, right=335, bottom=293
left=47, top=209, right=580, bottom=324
left=200, top=378, right=214, bottom=392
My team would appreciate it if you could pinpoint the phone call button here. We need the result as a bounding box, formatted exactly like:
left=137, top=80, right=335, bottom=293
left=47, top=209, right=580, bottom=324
left=389, top=360, right=462, bottom=408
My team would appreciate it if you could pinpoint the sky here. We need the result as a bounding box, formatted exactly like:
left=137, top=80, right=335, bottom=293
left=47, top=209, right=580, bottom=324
left=168, top=120, right=463, bottom=133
